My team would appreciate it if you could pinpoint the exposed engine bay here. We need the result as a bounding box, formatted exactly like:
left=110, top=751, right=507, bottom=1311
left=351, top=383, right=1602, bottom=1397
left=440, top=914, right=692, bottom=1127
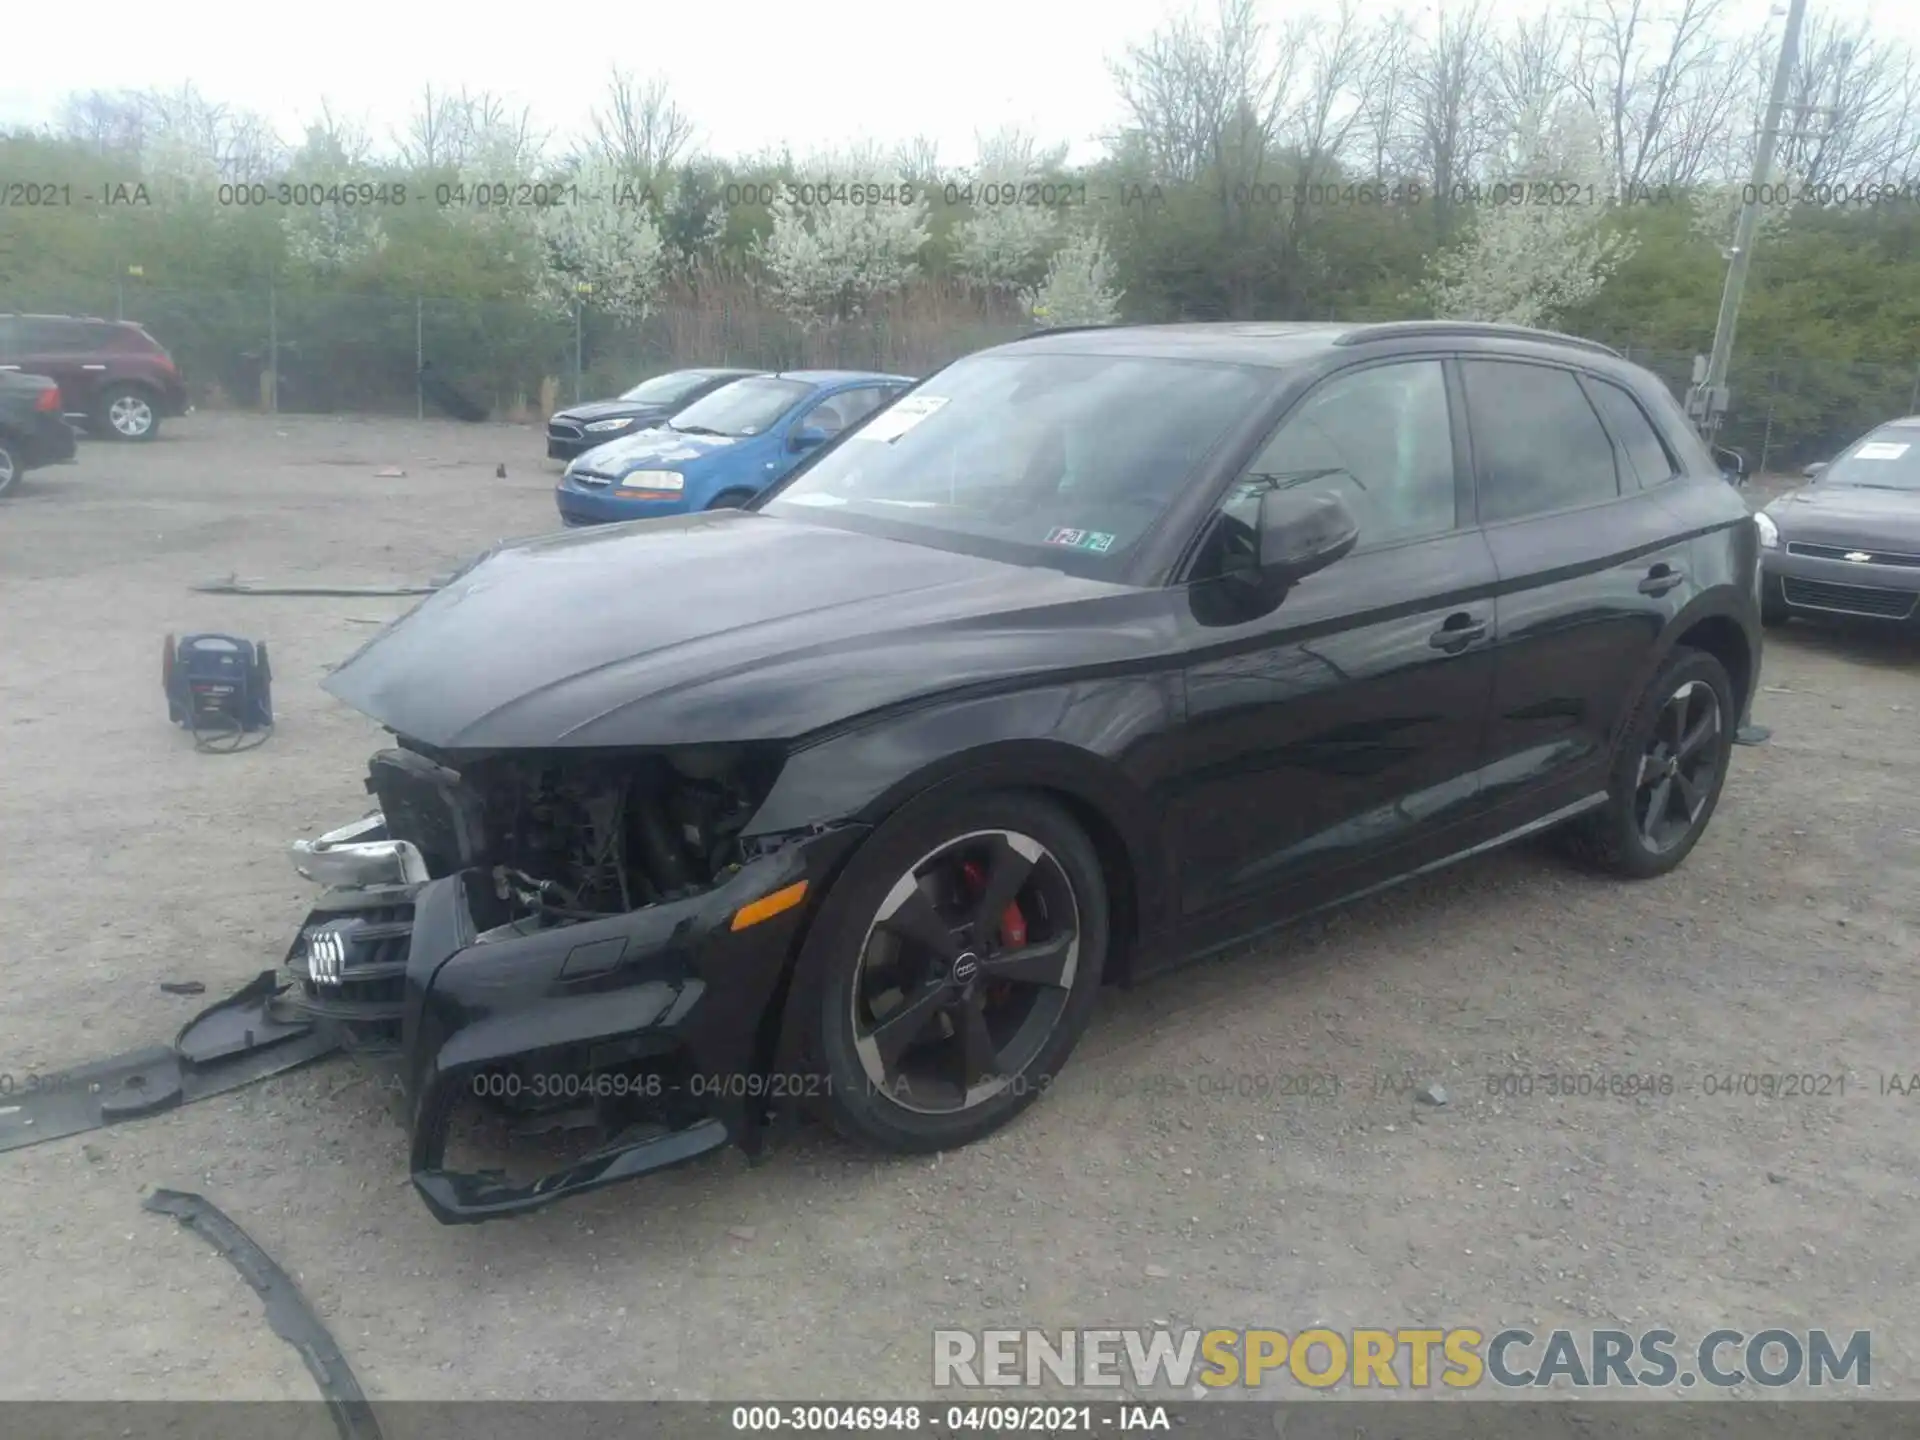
left=317, top=740, right=784, bottom=923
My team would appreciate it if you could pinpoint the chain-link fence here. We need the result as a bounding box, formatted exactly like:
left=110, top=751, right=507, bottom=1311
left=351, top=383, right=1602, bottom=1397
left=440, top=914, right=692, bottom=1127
left=1613, top=345, right=1920, bottom=475
left=6, top=280, right=1915, bottom=468
left=0, top=282, right=1036, bottom=421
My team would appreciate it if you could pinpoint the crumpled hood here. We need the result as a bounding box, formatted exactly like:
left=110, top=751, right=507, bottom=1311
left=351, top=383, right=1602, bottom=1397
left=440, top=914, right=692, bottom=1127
left=568, top=427, right=744, bottom=476
left=1769, top=484, right=1920, bottom=551
left=321, top=512, right=1155, bottom=750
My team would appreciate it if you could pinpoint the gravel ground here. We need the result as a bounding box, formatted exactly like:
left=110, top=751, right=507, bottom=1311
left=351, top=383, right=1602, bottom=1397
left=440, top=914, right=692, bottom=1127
left=0, top=413, right=1916, bottom=1402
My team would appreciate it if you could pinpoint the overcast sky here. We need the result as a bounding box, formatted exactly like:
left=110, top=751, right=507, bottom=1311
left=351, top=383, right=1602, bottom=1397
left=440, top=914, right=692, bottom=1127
left=3, top=0, right=1910, bottom=169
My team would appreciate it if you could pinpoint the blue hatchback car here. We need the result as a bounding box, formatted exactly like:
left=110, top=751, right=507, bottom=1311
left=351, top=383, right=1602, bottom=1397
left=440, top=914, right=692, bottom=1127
left=555, top=369, right=916, bottom=526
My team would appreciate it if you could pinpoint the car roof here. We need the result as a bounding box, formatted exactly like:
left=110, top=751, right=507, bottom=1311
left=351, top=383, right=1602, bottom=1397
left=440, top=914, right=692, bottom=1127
left=980, top=320, right=1626, bottom=369
left=773, top=369, right=916, bottom=386
left=1869, top=415, right=1920, bottom=432
left=683, top=367, right=763, bottom=378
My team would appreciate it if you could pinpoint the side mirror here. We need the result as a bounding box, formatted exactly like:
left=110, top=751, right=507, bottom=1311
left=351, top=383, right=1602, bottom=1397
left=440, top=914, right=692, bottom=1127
left=1254, top=488, right=1360, bottom=590
left=1712, top=445, right=1749, bottom=484
left=1803, top=461, right=1827, bottom=479
left=790, top=425, right=830, bottom=452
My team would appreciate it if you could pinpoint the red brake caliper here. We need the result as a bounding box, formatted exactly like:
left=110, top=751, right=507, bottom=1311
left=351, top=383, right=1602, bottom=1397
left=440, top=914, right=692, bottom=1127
left=961, top=861, right=1027, bottom=949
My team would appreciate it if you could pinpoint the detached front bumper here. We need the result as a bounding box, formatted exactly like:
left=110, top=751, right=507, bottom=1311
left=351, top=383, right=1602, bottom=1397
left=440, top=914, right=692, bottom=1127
left=279, top=815, right=864, bottom=1224
left=1762, top=544, right=1920, bottom=623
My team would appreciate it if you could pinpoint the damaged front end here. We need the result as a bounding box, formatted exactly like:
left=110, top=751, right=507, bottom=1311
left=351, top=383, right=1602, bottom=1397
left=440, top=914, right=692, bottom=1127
left=279, top=740, right=864, bottom=1223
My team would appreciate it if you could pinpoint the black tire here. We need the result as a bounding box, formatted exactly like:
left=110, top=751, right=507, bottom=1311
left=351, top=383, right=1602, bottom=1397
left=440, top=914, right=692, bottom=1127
left=1562, top=646, right=1736, bottom=879
left=97, top=385, right=160, bottom=441
left=706, top=488, right=756, bottom=510
left=0, top=437, right=18, bottom=497
left=807, top=788, right=1109, bottom=1154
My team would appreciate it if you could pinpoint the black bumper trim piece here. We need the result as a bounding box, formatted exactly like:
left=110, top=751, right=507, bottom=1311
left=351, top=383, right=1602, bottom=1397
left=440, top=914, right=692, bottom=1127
left=143, top=1189, right=383, bottom=1440
left=0, top=972, right=342, bottom=1155
left=413, top=1115, right=732, bottom=1224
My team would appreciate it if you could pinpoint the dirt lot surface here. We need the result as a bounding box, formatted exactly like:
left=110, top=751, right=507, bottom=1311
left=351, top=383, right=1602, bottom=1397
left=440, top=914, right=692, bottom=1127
left=1, top=414, right=1916, bottom=1402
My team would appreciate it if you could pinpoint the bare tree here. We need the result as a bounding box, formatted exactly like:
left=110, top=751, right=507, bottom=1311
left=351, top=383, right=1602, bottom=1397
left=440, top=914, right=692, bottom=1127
left=588, top=69, right=695, bottom=176
left=299, top=102, right=376, bottom=169
left=1565, top=0, right=1742, bottom=193
left=56, top=90, right=151, bottom=156
left=124, top=83, right=284, bottom=186
left=1353, top=13, right=1418, bottom=182
left=1493, top=9, right=1574, bottom=125
left=394, top=86, right=546, bottom=171
left=1780, top=18, right=1920, bottom=187
left=972, top=126, right=1071, bottom=179
left=1409, top=1, right=1499, bottom=236
left=1108, top=0, right=1272, bottom=186
left=890, top=134, right=943, bottom=185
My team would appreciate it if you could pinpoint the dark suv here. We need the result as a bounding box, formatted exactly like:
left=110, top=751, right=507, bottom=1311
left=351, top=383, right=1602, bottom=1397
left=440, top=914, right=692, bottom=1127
left=0, top=313, right=189, bottom=441
left=235, top=318, right=1765, bottom=1223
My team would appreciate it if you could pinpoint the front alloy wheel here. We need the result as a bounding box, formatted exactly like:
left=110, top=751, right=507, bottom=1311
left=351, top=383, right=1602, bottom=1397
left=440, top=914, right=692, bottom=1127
left=851, top=830, right=1080, bottom=1114
left=0, top=441, right=17, bottom=497
left=812, top=791, right=1108, bottom=1152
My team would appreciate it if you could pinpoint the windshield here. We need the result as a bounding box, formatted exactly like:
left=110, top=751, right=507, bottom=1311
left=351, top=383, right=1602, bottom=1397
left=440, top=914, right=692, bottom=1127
left=1825, top=429, right=1920, bottom=491
left=760, top=353, right=1271, bottom=569
left=620, top=370, right=720, bottom=405
left=668, top=376, right=812, bottom=437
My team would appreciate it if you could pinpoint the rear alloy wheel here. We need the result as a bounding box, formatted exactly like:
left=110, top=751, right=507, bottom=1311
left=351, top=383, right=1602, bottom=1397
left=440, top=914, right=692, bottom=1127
left=0, top=440, right=18, bottom=497
left=1563, top=647, right=1735, bottom=879
left=99, top=386, right=159, bottom=441
left=811, top=791, right=1108, bottom=1153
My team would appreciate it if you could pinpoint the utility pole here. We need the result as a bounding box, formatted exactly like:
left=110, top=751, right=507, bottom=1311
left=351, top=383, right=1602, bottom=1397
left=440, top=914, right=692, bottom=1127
left=1689, top=0, right=1809, bottom=445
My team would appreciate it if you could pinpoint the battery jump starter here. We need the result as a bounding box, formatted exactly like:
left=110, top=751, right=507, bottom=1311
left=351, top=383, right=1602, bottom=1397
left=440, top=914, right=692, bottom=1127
left=163, top=633, right=274, bottom=752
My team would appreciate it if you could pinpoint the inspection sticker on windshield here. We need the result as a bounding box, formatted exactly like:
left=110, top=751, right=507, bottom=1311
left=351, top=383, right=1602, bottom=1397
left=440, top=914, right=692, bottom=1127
left=855, top=395, right=947, bottom=442
left=1855, top=441, right=1910, bottom=460
left=1045, top=527, right=1116, bottom=553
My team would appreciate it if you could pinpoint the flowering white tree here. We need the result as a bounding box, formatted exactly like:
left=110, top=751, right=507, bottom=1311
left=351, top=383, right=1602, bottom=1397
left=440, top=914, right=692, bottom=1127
left=533, top=157, right=668, bottom=323
left=280, top=116, right=389, bottom=276
left=952, top=127, right=1070, bottom=293
left=755, top=152, right=931, bottom=326
left=1022, top=226, right=1123, bottom=327
left=1419, top=102, right=1638, bottom=328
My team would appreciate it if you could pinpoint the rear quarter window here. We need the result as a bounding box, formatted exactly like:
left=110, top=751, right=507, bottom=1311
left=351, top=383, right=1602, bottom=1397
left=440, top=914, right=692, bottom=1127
left=104, top=326, right=163, bottom=352
left=1583, top=376, right=1680, bottom=488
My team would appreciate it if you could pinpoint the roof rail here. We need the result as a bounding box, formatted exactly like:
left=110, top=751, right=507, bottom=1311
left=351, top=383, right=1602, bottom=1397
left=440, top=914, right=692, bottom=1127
left=1334, top=321, right=1621, bottom=358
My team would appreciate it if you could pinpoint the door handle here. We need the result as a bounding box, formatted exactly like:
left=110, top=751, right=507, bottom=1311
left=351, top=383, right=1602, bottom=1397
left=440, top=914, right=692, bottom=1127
left=1429, top=613, right=1488, bottom=651
left=1639, top=565, right=1685, bottom=596
left=82, top=363, right=107, bottom=370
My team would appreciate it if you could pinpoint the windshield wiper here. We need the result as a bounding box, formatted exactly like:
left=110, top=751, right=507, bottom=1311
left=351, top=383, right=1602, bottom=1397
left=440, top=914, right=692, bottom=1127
left=1246, top=467, right=1365, bottom=492
left=671, top=423, right=728, bottom=436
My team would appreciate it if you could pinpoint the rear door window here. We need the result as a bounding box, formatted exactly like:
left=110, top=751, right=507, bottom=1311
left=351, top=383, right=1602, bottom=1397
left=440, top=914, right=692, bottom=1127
left=1462, top=360, right=1621, bottom=523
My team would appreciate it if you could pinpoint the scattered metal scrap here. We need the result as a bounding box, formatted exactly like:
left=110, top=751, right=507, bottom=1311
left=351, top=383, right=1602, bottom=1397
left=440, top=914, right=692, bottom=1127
left=192, top=574, right=451, bottom=598
left=0, top=971, right=341, bottom=1155
left=144, top=1188, right=384, bottom=1440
